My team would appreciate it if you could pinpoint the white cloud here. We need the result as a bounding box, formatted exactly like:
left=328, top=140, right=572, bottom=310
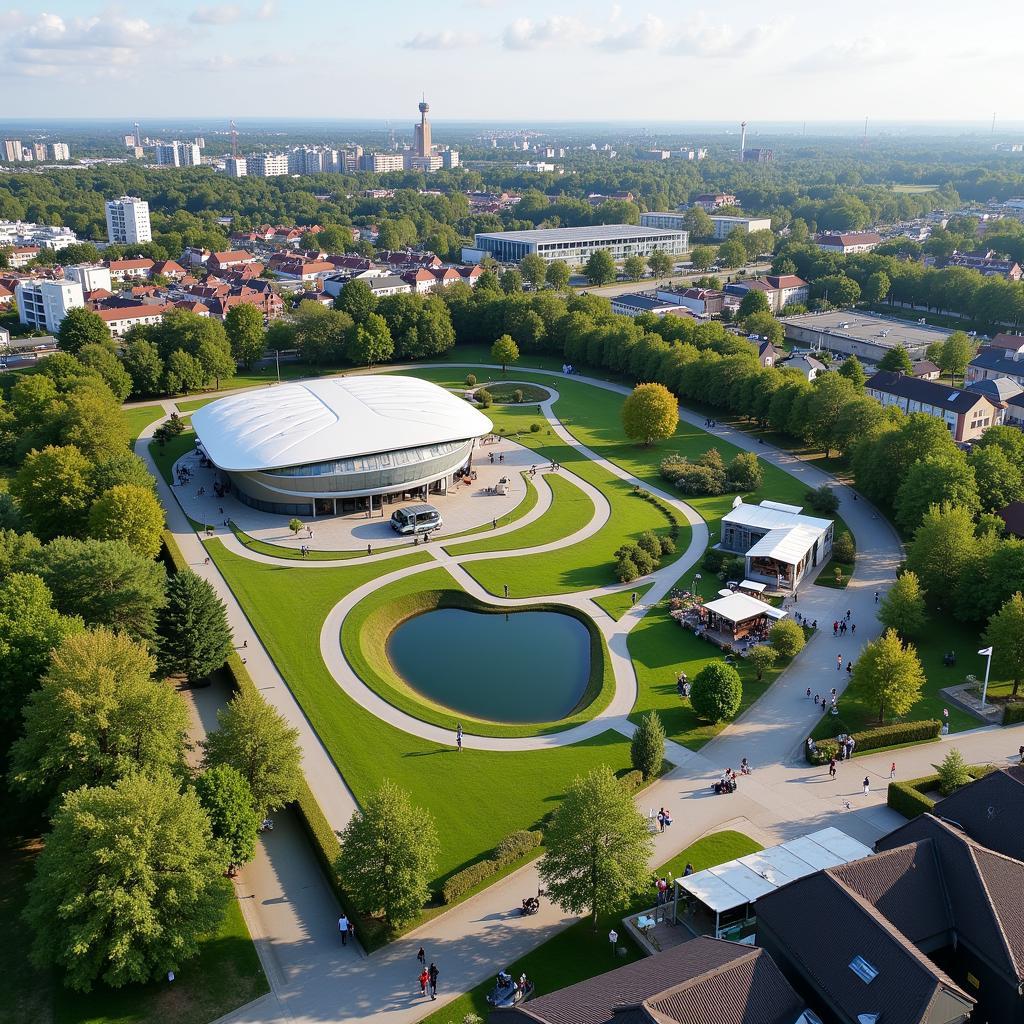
left=502, top=16, right=589, bottom=51
left=403, top=30, right=481, bottom=51
left=597, top=14, right=665, bottom=52
left=189, top=2, right=275, bottom=25
left=793, top=36, right=895, bottom=72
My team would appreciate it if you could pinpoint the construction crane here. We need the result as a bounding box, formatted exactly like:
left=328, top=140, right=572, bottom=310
left=230, top=119, right=239, bottom=159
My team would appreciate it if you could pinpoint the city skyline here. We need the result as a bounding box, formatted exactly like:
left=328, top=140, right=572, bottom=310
left=1, top=0, right=1019, bottom=123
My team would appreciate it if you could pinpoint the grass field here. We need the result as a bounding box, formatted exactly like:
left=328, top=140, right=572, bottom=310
left=591, top=584, right=656, bottom=621
left=121, top=405, right=163, bottom=441
left=422, top=830, right=762, bottom=1024
left=149, top=426, right=195, bottom=485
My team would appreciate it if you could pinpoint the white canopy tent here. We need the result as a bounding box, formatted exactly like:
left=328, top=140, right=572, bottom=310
left=673, top=827, right=874, bottom=938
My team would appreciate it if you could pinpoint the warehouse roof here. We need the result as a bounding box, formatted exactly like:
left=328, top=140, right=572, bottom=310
left=474, top=224, right=685, bottom=243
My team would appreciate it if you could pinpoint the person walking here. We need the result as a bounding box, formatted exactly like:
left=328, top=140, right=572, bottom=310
left=851, top=623, right=856, bottom=635
left=1019, top=744, right=1024, bottom=763
left=428, top=962, right=439, bottom=1000
left=836, top=654, right=842, bottom=671
left=503, top=584, right=509, bottom=598
left=863, top=776, right=870, bottom=795
left=456, top=723, right=463, bottom=753
left=829, top=757, right=837, bottom=779
left=417, top=947, right=426, bottom=966
left=338, top=914, right=350, bottom=946
left=889, top=762, right=897, bottom=779
left=631, top=591, right=638, bottom=606
left=367, top=543, right=372, bottom=556
left=875, top=590, right=880, bottom=603
left=418, top=966, right=429, bottom=998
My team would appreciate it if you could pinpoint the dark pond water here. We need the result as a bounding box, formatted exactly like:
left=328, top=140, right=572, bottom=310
left=387, top=608, right=591, bottom=723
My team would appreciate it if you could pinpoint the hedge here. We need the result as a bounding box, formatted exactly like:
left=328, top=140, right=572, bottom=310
left=806, top=719, right=941, bottom=763
left=441, top=829, right=544, bottom=904
left=887, top=764, right=998, bottom=820
left=618, top=769, right=646, bottom=794
left=1003, top=702, right=1024, bottom=725
left=494, top=830, right=543, bottom=866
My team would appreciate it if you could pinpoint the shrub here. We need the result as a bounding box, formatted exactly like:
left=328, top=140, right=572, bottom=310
left=725, top=452, right=763, bottom=491
left=615, top=555, right=639, bottom=583
left=465, top=373, right=477, bottom=387
left=1003, top=702, right=1024, bottom=725
left=494, top=830, right=543, bottom=867
left=630, top=711, right=666, bottom=780
left=748, top=644, right=778, bottom=680
left=636, top=531, right=662, bottom=560
left=530, top=422, right=541, bottom=433
left=618, top=769, right=645, bottom=794
left=513, top=389, right=524, bottom=403
left=805, top=484, right=840, bottom=515
left=850, top=719, right=941, bottom=752
left=702, top=548, right=727, bottom=573
left=937, top=748, right=972, bottom=796
left=659, top=535, right=676, bottom=557
left=476, top=388, right=493, bottom=408
left=806, top=738, right=840, bottom=765
left=833, top=531, right=855, bottom=564
left=617, top=542, right=654, bottom=576
left=769, top=619, right=805, bottom=658
left=442, top=859, right=498, bottom=904
left=887, top=777, right=938, bottom=818
left=690, top=663, right=742, bottom=723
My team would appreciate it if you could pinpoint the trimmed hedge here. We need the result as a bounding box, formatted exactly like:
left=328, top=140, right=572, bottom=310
left=806, top=739, right=840, bottom=765
left=442, top=829, right=543, bottom=904
left=1003, top=702, right=1024, bottom=725
left=807, top=719, right=941, bottom=763
left=887, top=764, right=998, bottom=821
left=618, top=769, right=645, bottom=794
left=494, top=830, right=543, bottom=865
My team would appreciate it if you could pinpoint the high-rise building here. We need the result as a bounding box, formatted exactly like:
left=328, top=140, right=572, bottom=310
left=414, top=97, right=432, bottom=158
left=247, top=153, right=288, bottom=177
left=105, top=196, right=152, bottom=244
left=50, top=143, right=70, bottom=161
left=3, top=140, right=22, bottom=162
left=224, top=157, right=247, bottom=178
left=360, top=152, right=405, bottom=173
left=32, top=143, right=47, bottom=161
left=155, top=142, right=181, bottom=166
left=442, top=149, right=460, bottom=170
left=15, top=279, right=84, bottom=332
left=180, top=142, right=202, bottom=166
left=63, top=264, right=113, bottom=293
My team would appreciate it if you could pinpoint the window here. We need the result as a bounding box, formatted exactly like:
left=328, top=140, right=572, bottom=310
left=849, top=956, right=878, bottom=984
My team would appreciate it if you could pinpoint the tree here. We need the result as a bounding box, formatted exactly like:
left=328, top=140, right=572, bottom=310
left=538, top=764, right=653, bottom=928
left=849, top=628, right=925, bottom=724
left=748, top=644, right=778, bottom=681
left=337, top=779, right=438, bottom=927
left=24, top=772, right=230, bottom=992
left=10, top=444, right=95, bottom=540
left=546, top=260, right=570, bottom=291
left=936, top=748, right=972, bottom=796
left=10, top=628, right=189, bottom=805
left=623, top=254, right=646, bottom=282
left=56, top=307, right=109, bottom=356
left=630, top=711, right=665, bottom=780
left=335, top=278, right=378, bottom=320
left=500, top=268, right=523, bottom=294
left=519, top=253, right=547, bottom=290
left=802, top=373, right=856, bottom=456
left=863, top=270, right=890, bottom=304
left=683, top=207, right=714, bottom=239
left=690, top=663, right=742, bottom=723
left=647, top=249, right=672, bottom=277
left=878, top=345, right=913, bottom=373
left=804, top=483, right=840, bottom=515
left=969, top=444, right=1024, bottom=514
left=293, top=301, right=351, bottom=366
left=717, top=239, right=747, bottom=268
left=89, top=449, right=156, bottom=495
left=689, top=245, right=715, bottom=271
left=77, top=343, right=133, bottom=402
left=194, top=764, right=261, bottom=872
left=87, top=483, right=165, bottom=558
left=224, top=303, right=265, bottom=368
left=894, top=455, right=979, bottom=535
left=878, top=571, right=927, bottom=639
left=738, top=290, right=770, bottom=318
left=837, top=355, right=866, bottom=389
left=937, top=331, right=975, bottom=385
left=983, top=592, right=1024, bottom=697
left=202, top=687, right=302, bottom=814
left=810, top=274, right=861, bottom=306
left=121, top=338, right=164, bottom=397
left=163, top=348, right=205, bottom=394
left=491, top=334, right=520, bottom=374
left=743, top=311, right=784, bottom=345
left=905, top=503, right=978, bottom=604
left=622, top=382, right=678, bottom=446
left=157, top=569, right=234, bottom=684
left=346, top=311, right=394, bottom=367
left=584, top=249, right=616, bottom=286
left=726, top=451, right=763, bottom=491
left=768, top=618, right=806, bottom=658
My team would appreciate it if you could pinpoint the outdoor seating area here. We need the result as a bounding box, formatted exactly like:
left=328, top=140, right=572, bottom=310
left=671, top=590, right=787, bottom=653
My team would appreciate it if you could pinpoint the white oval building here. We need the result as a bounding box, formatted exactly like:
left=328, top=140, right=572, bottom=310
left=191, top=375, right=493, bottom=517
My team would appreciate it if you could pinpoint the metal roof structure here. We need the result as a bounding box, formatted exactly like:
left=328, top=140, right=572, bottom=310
left=745, top=524, right=829, bottom=565
left=702, top=592, right=787, bottom=625
left=473, top=224, right=685, bottom=244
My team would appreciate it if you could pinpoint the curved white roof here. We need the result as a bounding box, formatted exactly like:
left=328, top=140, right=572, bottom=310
left=192, top=375, right=493, bottom=472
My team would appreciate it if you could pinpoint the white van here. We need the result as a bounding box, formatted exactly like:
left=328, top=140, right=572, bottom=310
left=390, top=503, right=442, bottom=536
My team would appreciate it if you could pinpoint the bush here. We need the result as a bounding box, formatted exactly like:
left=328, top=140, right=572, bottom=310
left=851, top=719, right=941, bottom=753
left=833, top=531, right=855, bottom=564
left=659, top=535, right=676, bottom=557
left=806, top=738, right=840, bottom=765
left=618, top=769, right=645, bottom=794
left=1002, top=702, right=1024, bottom=725
left=690, top=663, right=742, bottom=723
left=725, top=452, right=763, bottom=491
left=769, top=619, right=805, bottom=658
left=660, top=450, right=728, bottom=496
left=465, top=373, right=477, bottom=387
left=494, top=830, right=542, bottom=867
left=615, top=555, right=639, bottom=583
left=442, top=859, right=498, bottom=904
left=887, top=777, right=938, bottom=818
left=530, top=422, right=541, bottom=433
left=805, top=484, right=840, bottom=515
left=616, top=542, right=654, bottom=576
left=937, top=748, right=972, bottom=796
left=702, top=549, right=727, bottom=573
left=476, top=388, right=493, bottom=408
left=513, top=389, right=524, bottom=403
left=636, top=531, right=662, bottom=560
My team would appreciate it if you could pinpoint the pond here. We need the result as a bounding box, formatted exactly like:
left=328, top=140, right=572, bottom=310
left=387, top=607, right=592, bottom=723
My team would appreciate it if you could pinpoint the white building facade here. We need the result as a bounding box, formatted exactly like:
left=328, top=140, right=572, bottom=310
left=247, top=153, right=289, bottom=177
left=15, top=279, right=85, bottom=332
left=63, top=264, right=113, bottom=293
left=105, top=196, right=152, bottom=244
left=464, top=224, right=689, bottom=266
left=709, top=216, right=772, bottom=240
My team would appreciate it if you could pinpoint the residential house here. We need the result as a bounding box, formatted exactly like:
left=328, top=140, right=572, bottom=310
left=0, top=282, right=14, bottom=307
left=95, top=303, right=166, bottom=338
left=865, top=370, right=1000, bottom=441
left=271, top=257, right=336, bottom=283
left=431, top=266, right=462, bottom=289
left=654, top=286, right=724, bottom=316
left=930, top=765, right=1024, bottom=860
left=757, top=341, right=783, bottom=367
left=726, top=275, right=809, bottom=314
left=180, top=247, right=211, bottom=268
left=459, top=265, right=484, bottom=286
left=9, top=246, right=40, bottom=267
left=380, top=250, right=443, bottom=271
left=946, top=251, right=1023, bottom=280
left=910, top=359, right=942, bottom=380
left=150, top=260, right=187, bottom=280
left=781, top=353, right=826, bottom=381
left=966, top=346, right=1024, bottom=390
left=965, top=376, right=1023, bottom=419
left=814, top=231, right=883, bottom=254
left=988, top=333, right=1024, bottom=354
left=106, top=258, right=154, bottom=283
left=365, top=274, right=412, bottom=298
left=402, top=268, right=439, bottom=294
left=691, top=192, right=737, bottom=211
left=173, top=300, right=211, bottom=316
left=207, top=250, right=259, bottom=275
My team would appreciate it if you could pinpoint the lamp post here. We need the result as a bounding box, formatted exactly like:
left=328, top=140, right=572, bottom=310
left=692, top=572, right=702, bottom=594
left=978, top=646, right=994, bottom=708
left=608, top=929, right=618, bottom=958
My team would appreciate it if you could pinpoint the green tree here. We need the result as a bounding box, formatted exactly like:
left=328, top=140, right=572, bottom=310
left=905, top=503, right=978, bottom=605
left=878, top=571, right=927, bottom=639
left=121, top=338, right=164, bottom=397
left=983, top=592, right=1024, bottom=697
left=10, top=628, right=189, bottom=805
left=519, top=253, right=547, bottom=289
left=683, top=207, right=714, bottom=239
left=748, top=644, right=778, bottom=680
left=194, top=764, right=261, bottom=872
left=630, top=711, right=665, bottom=780
left=264, top=319, right=296, bottom=353
left=293, top=301, right=352, bottom=366
left=647, top=249, right=672, bottom=277
left=500, top=268, right=523, bottom=294
left=717, top=239, right=747, bottom=268
left=743, top=311, right=784, bottom=345
left=157, top=569, right=234, bottom=685
left=726, top=451, right=763, bottom=491
left=56, top=307, right=109, bottom=356
left=202, top=688, right=302, bottom=814
left=538, top=764, right=653, bottom=928
left=937, top=331, right=975, bottom=385
left=89, top=449, right=157, bottom=495
left=810, top=274, right=861, bottom=306
left=969, top=444, right=1024, bottom=514
left=850, top=628, right=925, bottom=724
left=87, top=483, right=165, bottom=558
left=802, top=372, right=857, bottom=456
left=878, top=345, right=913, bottom=373
left=738, top=289, right=770, bottom=318
left=24, top=772, right=230, bottom=992
left=837, top=355, right=866, bottom=389
left=584, top=249, right=616, bottom=286
left=491, top=334, right=520, bottom=373
left=936, top=748, right=972, bottom=796
left=622, top=382, right=678, bottom=446
left=689, top=245, right=715, bottom=271
left=335, top=278, right=378, bottom=320
left=224, top=303, right=265, bottom=368
left=690, top=662, right=743, bottom=722
left=77, top=343, right=133, bottom=402
left=10, top=444, right=95, bottom=540
left=769, top=618, right=806, bottom=658
left=337, top=779, right=438, bottom=927
left=623, top=254, right=646, bottom=281
left=894, top=455, right=980, bottom=535
left=163, top=348, right=205, bottom=394
left=546, top=260, right=570, bottom=291
left=862, top=270, right=890, bottom=304
left=346, top=311, right=394, bottom=367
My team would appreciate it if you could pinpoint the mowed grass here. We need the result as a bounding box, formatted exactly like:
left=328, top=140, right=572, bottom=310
left=206, top=540, right=635, bottom=885
left=121, top=404, right=164, bottom=441
left=591, top=584, right=655, bottom=621
left=422, top=830, right=762, bottom=1024
left=148, top=426, right=195, bottom=485
left=446, top=474, right=594, bottom=556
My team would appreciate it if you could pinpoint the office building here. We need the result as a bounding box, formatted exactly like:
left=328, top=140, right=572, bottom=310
left=105, top=196, right=152, bottom=245
left=464, top=224, right=689, bottom=266
left=408, top=155, right=443, bottom=173
left=154, top=142, right=180, bottom=166
left=441, top=149, right=460, bottom=169
left=414, top=97, right=432, bottom=158
left=50, top=143, right=70, bottom=161
left=640, top=211, right=689, bottom=232
left=2, top=140, right=22, bottom=162
left=64, top=264, right=113, bottom=293
left=709, top=215, right=772, bottom=239
left=247, top=153, right=289, bottom=177
left=224, top=157, right=247, bottom=178
left=360, top=152, right=405, bottom=173
left=15, top=279, right=84, bottom=332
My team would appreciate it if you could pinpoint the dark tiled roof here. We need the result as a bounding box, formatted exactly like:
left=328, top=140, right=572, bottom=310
left=969, top=347, right=1024, bottom=378
left=865, top=370, right=995, bottom=414
left=491, top=937, right=803, bottom=1024
left=996, top=501, right=1024, bottom=538
left=910, top=360, right=941, bottom=376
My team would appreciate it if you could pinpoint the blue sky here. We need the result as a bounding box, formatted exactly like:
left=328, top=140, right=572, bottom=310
left=0, top=1, right=1018, bottom=124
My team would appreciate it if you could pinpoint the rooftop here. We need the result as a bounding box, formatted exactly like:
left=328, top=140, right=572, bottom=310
left=474, top=224, right=686, bottom=244
left=866, top=370, right=997, bottom=414
left=781, top=310, right=951, bottom=351
left=721, top=498, right=832, bottom=535
left=702, top=592, right=787, bottom=625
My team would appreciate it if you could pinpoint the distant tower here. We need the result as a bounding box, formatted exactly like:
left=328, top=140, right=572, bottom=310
left=739, top=121, right=747, bottom=160
left=992, top=111, right=997, bottom=134
left=230, top=119, right=239, bottom=158
left=133, top=121, right=141, bottom=147
left=415, top=95, right=432, bottom=158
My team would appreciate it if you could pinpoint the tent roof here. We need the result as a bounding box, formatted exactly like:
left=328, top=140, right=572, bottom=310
left=702, top=592, right=785, bottom=625
left=745, top=524, right=827, bottom=565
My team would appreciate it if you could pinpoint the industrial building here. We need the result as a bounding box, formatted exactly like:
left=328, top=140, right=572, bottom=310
left=462, top=224, right=688, bottom=266
left=780, top=310, right=950, bottom=362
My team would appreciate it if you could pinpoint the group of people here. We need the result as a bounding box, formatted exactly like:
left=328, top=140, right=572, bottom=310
left=494, top=970, right=531, bottom=1001
left=487, top=451, right=506, bottom=464
left=561, top=363, right=576, bottom=375
left=703, top=417, right=718, bottom=428
left=809, top=687, right=840, bottom=714
left=676, top=673, right=691, bottom=699
left=713, top=769, right=738, bottom=794
left=655, top=806, right=673, bottom=832
left=832, top=618, right=856, bottom=637
left=416, top=947, right=440, bottom=1000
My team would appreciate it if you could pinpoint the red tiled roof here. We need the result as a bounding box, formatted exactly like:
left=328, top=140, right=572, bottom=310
left=107, top=258, right=154, bottom=271
left=95, top=305, right=163, bottom=322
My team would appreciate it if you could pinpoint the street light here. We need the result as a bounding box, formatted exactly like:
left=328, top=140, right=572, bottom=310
left=692, top=572, right=702, bottom=593
left=978, top=646, right=994, bottom=708
left=608, top=929, right=618, bottom=958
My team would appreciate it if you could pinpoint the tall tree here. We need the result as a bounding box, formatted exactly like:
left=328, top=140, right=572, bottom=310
left=87, top=483, right=165, bottom=558
left=647, top=249, right=673, bottom=277
left=878, top=571, right=927, bottom=639
left=539, top=765, right=653, bottom=928
left=738, top=289, right=770, bottom=318
left=56, top=307, right=109, bottom=356
left=546, top=260, right=571, bottom=291
left=77, top=343, right=133, bottom=403
left=905, top=503, right=979, bottom=605
left=630, top=711, right=665, bottom=780
left=622, top=382, right=678, bottom=446
left=717, top=239, right=747, bottom=268
left=894, top=455, right=979, bottom=535
left=683, top=206, right=714, bottom=239
left=24, top=772, right=230, bottom=991
left=224, top=303, right=265, bottom=368
left=335, top=278, right=378, bottom=320
left=689, top=245, right=715, bottom=271
left=346, top=312, right=394, bottom=367
left=983, top=592, right=1024, bottom=697
left=337, top=779, right=438, bottom=927
left=584, top=249, right=616, bottom=286
left=500, top=268, right=523, bottom=294
left=837, top=355, right=866, bottom=389
left=849, top=628, right=925, bottom=724
left=519, top=253, right=547, bottom=289
left=938, top=331, right=975, bottom=385
left=623, top=254, right=646, bottom=282
left=157, top=569, right=234, bottom=684
left=193, top=764, right=261, bottom=873
left=801, top=372, right=856, bottom=456
left=121, top=338, right=165, bottom=397
left=690, top=662, right=743, bottom=722
left=969, top=444, right=1024, bottom=514
left=10, top=444, right=95, bottom=540
left=862, top=270, right=890, bottom=304
left=202, top=688, right=302, bottom=814
left=491, top=334, right=520, bottom=374
left=878, top=345, right=913, bottom=373
left=10, top=628, right=189, bottom=805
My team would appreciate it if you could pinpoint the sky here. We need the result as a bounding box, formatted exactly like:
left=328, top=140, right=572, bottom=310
left=1, top=0, right=1021, bottom=126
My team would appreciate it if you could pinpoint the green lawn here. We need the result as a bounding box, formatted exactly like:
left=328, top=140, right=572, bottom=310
left=446, top=474, right=594, bottom=557
left=813, top=518, right=854, bottom=590
left=149, top=427, right=195, bottom=485
left=422, top=830, right=762, bottom=1024
left=483, top=382, right=552, bottom=404
left=591, top=584, right=655, bottom=621
left=121, top=405, right=163, bottom=441
left=175, top=397, right=215, bottom=413
left=205, top=540, right=635, bottom=888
